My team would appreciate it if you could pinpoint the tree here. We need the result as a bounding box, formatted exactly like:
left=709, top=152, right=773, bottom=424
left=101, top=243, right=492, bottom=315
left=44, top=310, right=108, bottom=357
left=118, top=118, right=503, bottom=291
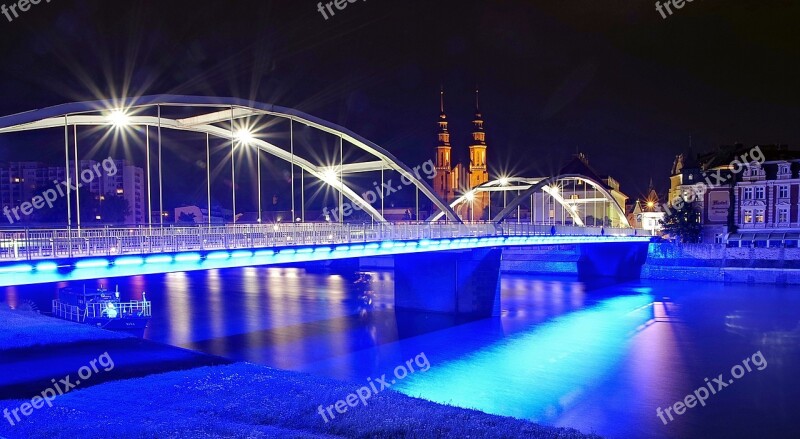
left=33, top=184, right=98, bottom=225
left=660, top=201, right=702, bottom=243
left=178, top=211, right=197, bottom=224
left=98, top=194, right=130, bottom=224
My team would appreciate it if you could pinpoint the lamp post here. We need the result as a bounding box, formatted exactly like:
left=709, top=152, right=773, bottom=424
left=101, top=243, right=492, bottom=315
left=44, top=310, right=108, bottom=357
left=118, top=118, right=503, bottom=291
left=234, top=129, right=255, bottom=223
left=466, top=191, right=475, bottom=223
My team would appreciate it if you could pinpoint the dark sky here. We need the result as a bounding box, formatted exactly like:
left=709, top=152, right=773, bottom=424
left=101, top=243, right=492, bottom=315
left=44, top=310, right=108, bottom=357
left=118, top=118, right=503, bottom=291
left=0, top=0, right=798, bottom=204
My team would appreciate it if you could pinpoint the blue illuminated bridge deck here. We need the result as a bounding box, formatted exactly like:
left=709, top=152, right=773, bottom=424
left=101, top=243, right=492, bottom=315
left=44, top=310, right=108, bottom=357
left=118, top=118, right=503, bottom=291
left=0, top=222, right=652, bottom=286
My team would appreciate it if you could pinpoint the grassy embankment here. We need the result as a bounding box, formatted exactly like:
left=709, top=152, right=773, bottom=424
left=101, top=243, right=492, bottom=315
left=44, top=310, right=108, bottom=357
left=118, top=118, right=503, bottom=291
left=0, top=305, right=601, bottom=438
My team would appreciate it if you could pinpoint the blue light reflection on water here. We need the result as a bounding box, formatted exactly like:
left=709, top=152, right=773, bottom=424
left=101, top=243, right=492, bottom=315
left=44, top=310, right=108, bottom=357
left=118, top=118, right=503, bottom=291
left=3, top=268, right=800, bottom=439
left=393, top=294, right=654, bottom=422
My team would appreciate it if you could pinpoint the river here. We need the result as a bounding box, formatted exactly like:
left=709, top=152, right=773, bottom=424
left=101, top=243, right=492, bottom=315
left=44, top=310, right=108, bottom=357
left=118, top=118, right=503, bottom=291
left=2, top=266, right=798, bottom=439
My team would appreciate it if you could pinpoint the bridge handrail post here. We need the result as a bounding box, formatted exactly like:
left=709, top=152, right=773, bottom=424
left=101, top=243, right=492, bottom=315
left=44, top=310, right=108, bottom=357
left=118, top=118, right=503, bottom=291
left=23, top=228, right=30, bottom=261
left=67, top=227, right=72, bottom=258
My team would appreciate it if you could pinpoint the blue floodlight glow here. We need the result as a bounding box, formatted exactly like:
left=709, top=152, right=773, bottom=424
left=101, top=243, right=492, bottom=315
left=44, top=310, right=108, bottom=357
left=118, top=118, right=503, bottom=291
left=334, top=246, right=350, bottom=252
left=35, top=261, right=59, bottom=272
left=296, top=248, right=314, bottom=254
left=365, top=243, right=380, bottom=250
left=381, top=242, right=395, bottom=249
left=279, top=249, right=297, bottom=255
left=75, top=259, right=110, bottom=269
left=145, top=255, right=173, bottom=265
left=115, top=256, right=144, bottom=266
left=175, top=253, right=202, bottom=263
left=350, top=245, right=364, bottom=251
left=314, top=246, right=332, bottom=253
left=254, top=250, right=275, bottom=258
left=393, top=294, right=654, bottom=421
left=206, top=251, right=230, bottom=260
left=0, top=263, right=33, bottom=274
left=231, top=250, right=253, bottom=258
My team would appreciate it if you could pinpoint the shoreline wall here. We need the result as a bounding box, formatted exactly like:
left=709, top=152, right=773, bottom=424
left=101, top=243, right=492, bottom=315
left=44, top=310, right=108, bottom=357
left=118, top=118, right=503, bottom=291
left=642, top=243, right=800, bottom=284
left=360, top=243, right=800, bottom=284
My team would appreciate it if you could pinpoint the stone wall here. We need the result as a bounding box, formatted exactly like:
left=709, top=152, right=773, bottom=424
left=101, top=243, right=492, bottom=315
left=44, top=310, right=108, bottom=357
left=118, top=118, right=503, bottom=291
left=642, top=243, right=800, bottom=284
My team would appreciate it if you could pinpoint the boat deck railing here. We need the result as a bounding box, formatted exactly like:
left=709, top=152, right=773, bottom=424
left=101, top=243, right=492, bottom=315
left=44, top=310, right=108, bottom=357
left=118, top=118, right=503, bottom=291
left=52, top=299, right=151, bottom=322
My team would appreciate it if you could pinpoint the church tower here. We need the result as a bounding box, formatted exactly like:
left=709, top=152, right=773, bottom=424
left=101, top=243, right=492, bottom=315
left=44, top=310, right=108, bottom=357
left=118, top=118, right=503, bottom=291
left=433, top=87, right=454, bottom=202
left=468, top=88, right=489, bottom=218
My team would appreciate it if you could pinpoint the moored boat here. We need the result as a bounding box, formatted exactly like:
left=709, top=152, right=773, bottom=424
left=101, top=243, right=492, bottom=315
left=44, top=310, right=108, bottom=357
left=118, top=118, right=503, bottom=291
left=52, top=286, right=151, bottom=330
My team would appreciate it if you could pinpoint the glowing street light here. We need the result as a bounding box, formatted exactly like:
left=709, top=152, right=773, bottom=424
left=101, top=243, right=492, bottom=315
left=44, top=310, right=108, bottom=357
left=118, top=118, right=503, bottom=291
left=323, top=169, right=338, bottom=183
left=465, top=191, right=475, bottom=222
left=499, top=177, right=509, bottom=186
left=235, top=129, right=254, bottom=145
left=107, top=109, right=130, bottom=128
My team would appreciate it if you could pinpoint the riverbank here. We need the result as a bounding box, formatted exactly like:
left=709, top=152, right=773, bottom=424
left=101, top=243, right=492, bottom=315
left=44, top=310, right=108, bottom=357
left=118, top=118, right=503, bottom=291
left=0, top=306, right=601, bottom=438
left=642, top=243, right=800, bottom=284
left=498, top=243, right=800, bottom=284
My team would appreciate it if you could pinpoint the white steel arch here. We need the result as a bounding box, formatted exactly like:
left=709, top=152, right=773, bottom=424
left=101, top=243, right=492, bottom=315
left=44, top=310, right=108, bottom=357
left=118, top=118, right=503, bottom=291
left=0, top=95, right=461, bottom=224
left=492, top=174, right=631, bottom=227
left=430, top=175, right=631, bottom=228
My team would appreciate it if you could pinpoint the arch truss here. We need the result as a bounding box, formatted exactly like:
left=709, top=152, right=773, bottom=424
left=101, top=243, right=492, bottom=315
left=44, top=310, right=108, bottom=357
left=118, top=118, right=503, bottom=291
left=430, top=175, right=631, bottom=228
left=0, top=95, right=460, bottom=224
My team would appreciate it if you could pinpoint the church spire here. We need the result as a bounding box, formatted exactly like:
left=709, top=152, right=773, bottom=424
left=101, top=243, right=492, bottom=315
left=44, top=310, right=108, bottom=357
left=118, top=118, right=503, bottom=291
left=471, top=87, right=485, bottom=145
left=475, top=86, right=480, bottom=114
left=437, top=86, right=450, bottom=145
left=433, top=86, right=453, bottom=203
left=440, top=85, right=445, bottom=114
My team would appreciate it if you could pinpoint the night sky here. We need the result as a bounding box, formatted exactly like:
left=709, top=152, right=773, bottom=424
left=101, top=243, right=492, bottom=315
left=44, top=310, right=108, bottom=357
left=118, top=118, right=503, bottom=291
left=0, top=0, right=798, bottom=205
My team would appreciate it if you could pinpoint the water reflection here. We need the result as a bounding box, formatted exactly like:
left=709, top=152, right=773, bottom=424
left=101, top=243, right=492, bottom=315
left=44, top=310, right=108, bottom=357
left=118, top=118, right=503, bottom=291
left=394, top=293, right=654, bottom=421
left=2, top=270, right=799, bottom=438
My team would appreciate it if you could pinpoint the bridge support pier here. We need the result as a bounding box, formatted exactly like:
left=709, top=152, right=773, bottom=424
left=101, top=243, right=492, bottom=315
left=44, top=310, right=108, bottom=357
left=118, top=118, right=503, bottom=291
left=394, top=248, right=502, bottom=317
left=577, top=242, right=649, bottom=280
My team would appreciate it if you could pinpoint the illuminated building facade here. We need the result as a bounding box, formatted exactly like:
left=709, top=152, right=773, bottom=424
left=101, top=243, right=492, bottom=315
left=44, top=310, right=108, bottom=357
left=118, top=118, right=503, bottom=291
left=432, top=88, right=490, bottom=220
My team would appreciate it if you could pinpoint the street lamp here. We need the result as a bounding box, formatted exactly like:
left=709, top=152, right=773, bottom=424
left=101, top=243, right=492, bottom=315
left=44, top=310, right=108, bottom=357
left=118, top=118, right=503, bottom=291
left=235, top=129, right=254, bottom=144
left=323, top=169, right=338, bottom=183
left=465, top=191, right=475, bottom=222
left=107, top=109, right=130, bottom=128
left=235, top=129, right=259, bottom=224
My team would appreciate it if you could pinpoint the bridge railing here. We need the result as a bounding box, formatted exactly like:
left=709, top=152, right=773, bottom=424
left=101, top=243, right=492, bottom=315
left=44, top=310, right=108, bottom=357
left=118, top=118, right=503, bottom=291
left=0, top=222, right=649, bottom=262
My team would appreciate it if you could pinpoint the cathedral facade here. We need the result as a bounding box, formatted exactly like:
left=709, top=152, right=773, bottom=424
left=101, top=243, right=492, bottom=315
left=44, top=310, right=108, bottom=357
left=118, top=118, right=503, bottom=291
left=432, top=88, right=490, bottom=220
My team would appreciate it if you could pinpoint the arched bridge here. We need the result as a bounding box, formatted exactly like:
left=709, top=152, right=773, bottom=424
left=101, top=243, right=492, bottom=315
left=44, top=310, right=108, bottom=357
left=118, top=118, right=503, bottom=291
left=0, top=96, right=652, bottom=294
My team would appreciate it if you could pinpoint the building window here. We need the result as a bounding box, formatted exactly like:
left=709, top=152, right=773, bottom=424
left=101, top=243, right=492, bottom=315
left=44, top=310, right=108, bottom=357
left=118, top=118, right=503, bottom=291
left=755, top=187, right=765, bottom=199
left=743, top=187, right=753, bottom=200
left=755, top=210, right=765, bottom=224
left=778, top=208, right=789, bottom=224
left=779, top=185, right=789, bottom=199
left=743, top=209, right=753, bottom=224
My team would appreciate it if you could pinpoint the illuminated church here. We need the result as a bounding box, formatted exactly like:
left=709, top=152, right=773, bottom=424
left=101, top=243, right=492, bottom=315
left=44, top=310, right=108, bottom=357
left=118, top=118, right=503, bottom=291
left=432, top=88, right=490, bottom=220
